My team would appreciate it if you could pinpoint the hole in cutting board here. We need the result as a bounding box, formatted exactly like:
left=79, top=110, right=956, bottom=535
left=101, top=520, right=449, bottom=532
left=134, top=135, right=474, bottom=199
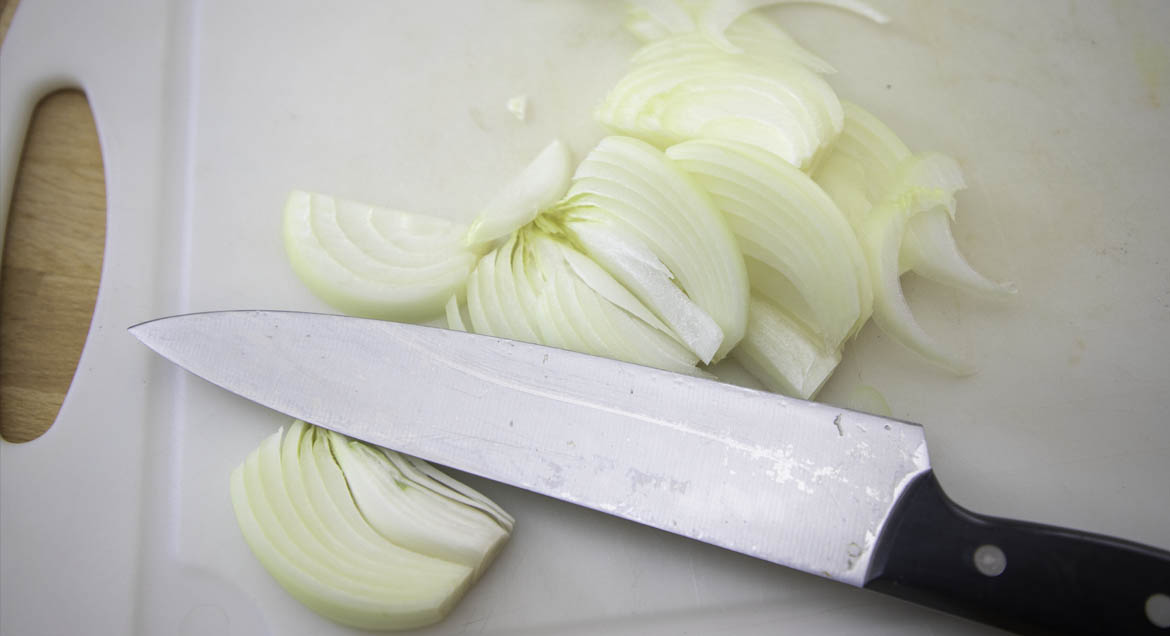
left=0, top=89, right=107, bottom=443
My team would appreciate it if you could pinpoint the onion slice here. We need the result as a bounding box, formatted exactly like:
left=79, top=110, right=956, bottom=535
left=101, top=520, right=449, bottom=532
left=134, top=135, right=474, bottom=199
left=328, top=430, right=511, bottom=575
left=730, top=295, right=841, bottom=399
left=230, top=421, right=511, bottom=630
left=465, top=139, right=573, bottom=247
left=444, top=295, right=470, bottom=332
left=814, top=103, right=1013, bottom=297
left=570, top=221, right=724, bottom=363
left=283, top=190, right=482, bottom=322
left=860, top=195, right=976, bottom=375
left=463, top=229, right=703, bottom=374
left=667, top=138, right=871, bottom=350
left=562, top=136, right=750, bottom=362
left=812, top=103, right=1012, bottom=372
left=596, top=31, right=843, bottom=170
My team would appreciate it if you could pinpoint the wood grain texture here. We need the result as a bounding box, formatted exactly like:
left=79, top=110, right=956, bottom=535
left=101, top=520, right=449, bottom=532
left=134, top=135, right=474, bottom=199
left=1, top=0, right=108, bottom=442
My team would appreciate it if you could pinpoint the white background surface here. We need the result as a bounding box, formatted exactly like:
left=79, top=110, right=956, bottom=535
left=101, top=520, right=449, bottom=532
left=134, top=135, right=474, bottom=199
left=2, top=1, right=1168, bottom=634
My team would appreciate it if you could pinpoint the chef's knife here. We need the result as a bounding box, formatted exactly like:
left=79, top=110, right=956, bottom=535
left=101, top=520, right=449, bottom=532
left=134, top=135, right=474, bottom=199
left=130, top=310, right=1170, bottom=635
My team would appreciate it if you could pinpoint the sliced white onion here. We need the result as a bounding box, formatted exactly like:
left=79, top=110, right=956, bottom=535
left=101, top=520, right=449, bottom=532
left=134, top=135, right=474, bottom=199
left=730, top=295, right=841, bottom=399
left=894, top=153, right=1016, bottom=294
left=463, top=229, right=702, bottom=374
left=558, top=243, right=680, bottom=339
left=902, top=210, right=1018, bottom=296
left=570, top=220, right=723, bottom=363
left=550, top=240, right=704, bottom=374
left=388, top=451, right=515, bottom=531
left=230, top=421, right=511, bottom=630
left=563, top=136, right=749, bottom=361
left=810, top=103, right=1012, bottom=372
left=860, top=195, right=976, bottom=375
left=696, top=0, right=889, bottom=54
left=444, top=295, right=469, bottom=332
left=283, top=190, right=482, bottom=322
left=597, top=33, right=843, bottom=170
left=327, top=431, right=510, bottom=575
left=815, top=103, right=1012, bottom=297
left=464, top=139, right=573, bottom=247
left=667, top=138, right=871, bottom=350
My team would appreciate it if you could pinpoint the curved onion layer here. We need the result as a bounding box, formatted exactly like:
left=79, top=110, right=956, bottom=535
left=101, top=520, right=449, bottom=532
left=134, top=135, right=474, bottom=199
left=596, top=26, right=843, bottom=170
left=444, top=295, right=469, bottom=332
left=860, top=193, right=976, bottom=375
left=667, top=138, right=870, bottom=350
left=730, top=295, right=841, bottom=399
left=559, top=136, right=749, bottom=362
left=815, top=102, right=1013, bottom=295
left=812, top=103, right=1013, bottom=372
left=283, top=190, right=483, bottom=322
left=696, top=0, right=889, bottom=54
left=463, top=230, right=703, bottom=374
left=230, top=420, right=511, bottom=630
left=464, top=139, right=573, bottom=247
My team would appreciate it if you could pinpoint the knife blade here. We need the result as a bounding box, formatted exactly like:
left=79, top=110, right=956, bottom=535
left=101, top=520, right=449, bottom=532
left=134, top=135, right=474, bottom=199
left=130, top=310, right=1170, bottom=635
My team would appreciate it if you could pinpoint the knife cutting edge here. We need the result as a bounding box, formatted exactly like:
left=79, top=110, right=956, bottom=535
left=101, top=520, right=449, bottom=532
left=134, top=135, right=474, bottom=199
left=130, top=310, right=1170, bottom=635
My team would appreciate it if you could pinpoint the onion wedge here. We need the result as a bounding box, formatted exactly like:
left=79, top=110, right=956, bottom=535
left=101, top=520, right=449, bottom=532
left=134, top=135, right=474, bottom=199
left=283, top=190, right=483, bottom=322
left=230, top=421, right=511, bottom=630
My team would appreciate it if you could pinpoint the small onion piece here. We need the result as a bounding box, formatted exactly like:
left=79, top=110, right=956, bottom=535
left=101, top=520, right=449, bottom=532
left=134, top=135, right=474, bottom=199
left=283, top=190, right=483, bottom=322
left=230, top=421, right=511, bottom=630
left=730, top=295, right=841, bottom=399
left=562, top=136, right=750, bottom=362
left=464, top=139, right=574, bottom=247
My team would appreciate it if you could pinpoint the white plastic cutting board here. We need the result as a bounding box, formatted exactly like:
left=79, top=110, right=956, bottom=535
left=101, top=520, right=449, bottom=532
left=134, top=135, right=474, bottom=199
left=2, top=1, right=1168, bottom=634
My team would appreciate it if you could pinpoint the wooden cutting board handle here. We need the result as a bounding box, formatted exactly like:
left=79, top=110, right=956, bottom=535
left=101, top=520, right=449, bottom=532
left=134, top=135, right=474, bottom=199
left=0, top=0, right=107, bottom=443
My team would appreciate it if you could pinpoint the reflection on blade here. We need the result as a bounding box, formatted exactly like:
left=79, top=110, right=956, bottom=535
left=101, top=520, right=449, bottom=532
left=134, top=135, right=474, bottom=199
left=131, top=310, right=930, bottom=585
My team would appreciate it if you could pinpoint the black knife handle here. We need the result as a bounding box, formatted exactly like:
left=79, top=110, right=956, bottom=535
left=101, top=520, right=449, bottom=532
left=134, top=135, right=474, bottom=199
left=865, top=470, right=1170, bottom=635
